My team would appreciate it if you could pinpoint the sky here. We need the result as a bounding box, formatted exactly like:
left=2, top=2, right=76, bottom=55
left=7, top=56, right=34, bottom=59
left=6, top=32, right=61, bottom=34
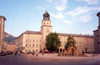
left=0, top=0, right=100, bottom=37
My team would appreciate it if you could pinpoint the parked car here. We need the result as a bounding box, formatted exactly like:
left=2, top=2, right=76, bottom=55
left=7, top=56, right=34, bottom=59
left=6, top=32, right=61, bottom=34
left=0, top=51, right=7, bottom=56
left=7, top=51, right=13, bottom=55
left=34, top=51, right=39, bottom=56
left=44, top=49, right=49, bottom=53
left=27, top=52, right=32, bottom=54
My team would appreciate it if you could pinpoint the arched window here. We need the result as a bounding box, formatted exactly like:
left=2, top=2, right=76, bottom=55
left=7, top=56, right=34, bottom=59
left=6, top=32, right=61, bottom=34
left=97, top=35, right=98, bottom=38
left=33, top=40, right=34, bottom=42
left=40, top=40, right=41, bottom=42
left=26, top=44, right=27, bottom=47
left=26, top=40, right=27, bottom=42
left=36, top=44, right=38, bottom=47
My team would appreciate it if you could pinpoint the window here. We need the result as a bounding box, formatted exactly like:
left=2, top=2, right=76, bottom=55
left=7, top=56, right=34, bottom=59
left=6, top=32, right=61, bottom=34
left=33, top=44, right=34, bottom=47
left=29, top=50, right=31, bottom=52
left=26, top=44, right=27, bottom=47
left=29, top=44, right=31, bottom=47
left=36, top=44, right=38, bottom=47
left=26, top=40, right=27, bottom=42
left=33, top=40, right=34, bottom=42
left=46, top=30, right=48, bottom=33
left=36, top=50, right=38, bottom=52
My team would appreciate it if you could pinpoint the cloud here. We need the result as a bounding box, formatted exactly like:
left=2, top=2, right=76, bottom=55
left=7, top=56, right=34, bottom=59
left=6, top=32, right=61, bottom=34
left=91, top=6, right=100, bottom=11
left=48, top=0, right=68, bottom=11
left=55, top=0, right=68, bottom=11
left=50, top=12, right=65, bottom=19
left=82, top=31, right=93, bottom=35
left=80, top=14, right=92, bottom=23
left=48, top=0, right=54, bottom=2
left=77, top=0, right=99, bottom=5
left=45, top=0, right=100, bottom=24
left=66, top=6, right=100, bottom=16
left=36, top=6, right=46, bottom=10
left=65, top=6, right=100, bottom=23
left=64, top=20, right=72, bottom=24
left=65, top=6, right=92, bottom=23
left=66, top=6, right=91, bottom=16
left=55, top=6, right=66, bottom=11
left=64, top=14, right=92, bottom=24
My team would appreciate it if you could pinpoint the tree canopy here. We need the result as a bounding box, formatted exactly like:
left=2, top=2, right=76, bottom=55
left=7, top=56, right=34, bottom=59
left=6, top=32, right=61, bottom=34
left=46, top=33, right=61, bottom=52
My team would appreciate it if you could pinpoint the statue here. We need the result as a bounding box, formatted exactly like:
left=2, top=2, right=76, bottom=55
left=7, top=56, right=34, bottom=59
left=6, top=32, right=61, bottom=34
left=65, top=35, right=77, bottom=56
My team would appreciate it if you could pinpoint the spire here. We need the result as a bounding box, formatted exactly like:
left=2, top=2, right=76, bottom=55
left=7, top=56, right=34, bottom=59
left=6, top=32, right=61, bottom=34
left=43, top=11, right=50, bottom=20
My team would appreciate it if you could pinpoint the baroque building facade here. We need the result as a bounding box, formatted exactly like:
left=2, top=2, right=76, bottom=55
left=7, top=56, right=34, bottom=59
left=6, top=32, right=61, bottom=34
left=16, top=11, right=94, bottom=53
left=0, top=16, right=6, bottom=52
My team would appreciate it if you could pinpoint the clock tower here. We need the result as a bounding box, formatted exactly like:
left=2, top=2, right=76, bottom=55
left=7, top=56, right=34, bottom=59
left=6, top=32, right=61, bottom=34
left=41, top=11, right=52, bottom=49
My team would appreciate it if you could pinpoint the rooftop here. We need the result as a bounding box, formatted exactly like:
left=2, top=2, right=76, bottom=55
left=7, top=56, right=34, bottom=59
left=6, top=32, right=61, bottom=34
left=58, top=33, right=94, bottom=38
left=43, top=11, right=50, bottom=16
left=23, top=30, right=41, bottom=34
left=0, top=16, right=6, bottom=20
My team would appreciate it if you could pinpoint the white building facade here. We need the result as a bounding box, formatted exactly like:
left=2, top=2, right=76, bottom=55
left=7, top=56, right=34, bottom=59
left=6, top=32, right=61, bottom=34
left=16, top=12, right=94, bottom=53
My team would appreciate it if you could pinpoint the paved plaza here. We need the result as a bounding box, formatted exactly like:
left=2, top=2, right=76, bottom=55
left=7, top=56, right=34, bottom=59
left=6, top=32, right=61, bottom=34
left=0, top=54, right=100, bottom=65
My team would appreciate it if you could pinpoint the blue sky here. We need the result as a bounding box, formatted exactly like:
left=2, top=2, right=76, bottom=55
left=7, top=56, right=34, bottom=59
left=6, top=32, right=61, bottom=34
left=0, top=0, right=100, bottom=37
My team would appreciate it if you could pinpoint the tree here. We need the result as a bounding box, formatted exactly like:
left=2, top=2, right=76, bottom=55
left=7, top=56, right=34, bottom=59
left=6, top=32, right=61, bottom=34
left=65, top=35, right=77, bottom=50
left=46, top=33, right=61, bottom=52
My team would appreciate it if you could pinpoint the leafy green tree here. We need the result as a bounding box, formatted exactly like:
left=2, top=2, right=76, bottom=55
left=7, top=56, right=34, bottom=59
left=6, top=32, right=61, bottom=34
left=65, top=35, right=77, bottom=50
left=46, top=33, right=61, bottom=52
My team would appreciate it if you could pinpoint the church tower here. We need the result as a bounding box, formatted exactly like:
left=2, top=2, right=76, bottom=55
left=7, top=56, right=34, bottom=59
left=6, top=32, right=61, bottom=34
left=97, top=12, right=100, bottom=29
left=94, top=12, right=100, bottom=53
left=0, top=16, right=6, bottom=52
left=41, top=11, right=52, bottom=49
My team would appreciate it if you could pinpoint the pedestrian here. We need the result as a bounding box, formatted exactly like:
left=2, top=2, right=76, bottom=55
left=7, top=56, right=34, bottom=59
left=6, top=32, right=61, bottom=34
left=15, top=51, right=17, bottom=55
left=32, top=50, right=34, bottom=56
left=42, top=50, right=44, bottom=55
left=36, top=50, right=39, bottom=56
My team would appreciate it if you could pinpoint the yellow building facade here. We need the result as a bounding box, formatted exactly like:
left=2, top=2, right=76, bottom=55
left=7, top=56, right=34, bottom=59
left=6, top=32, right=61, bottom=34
left=16, top=12, right=94, bottom=53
